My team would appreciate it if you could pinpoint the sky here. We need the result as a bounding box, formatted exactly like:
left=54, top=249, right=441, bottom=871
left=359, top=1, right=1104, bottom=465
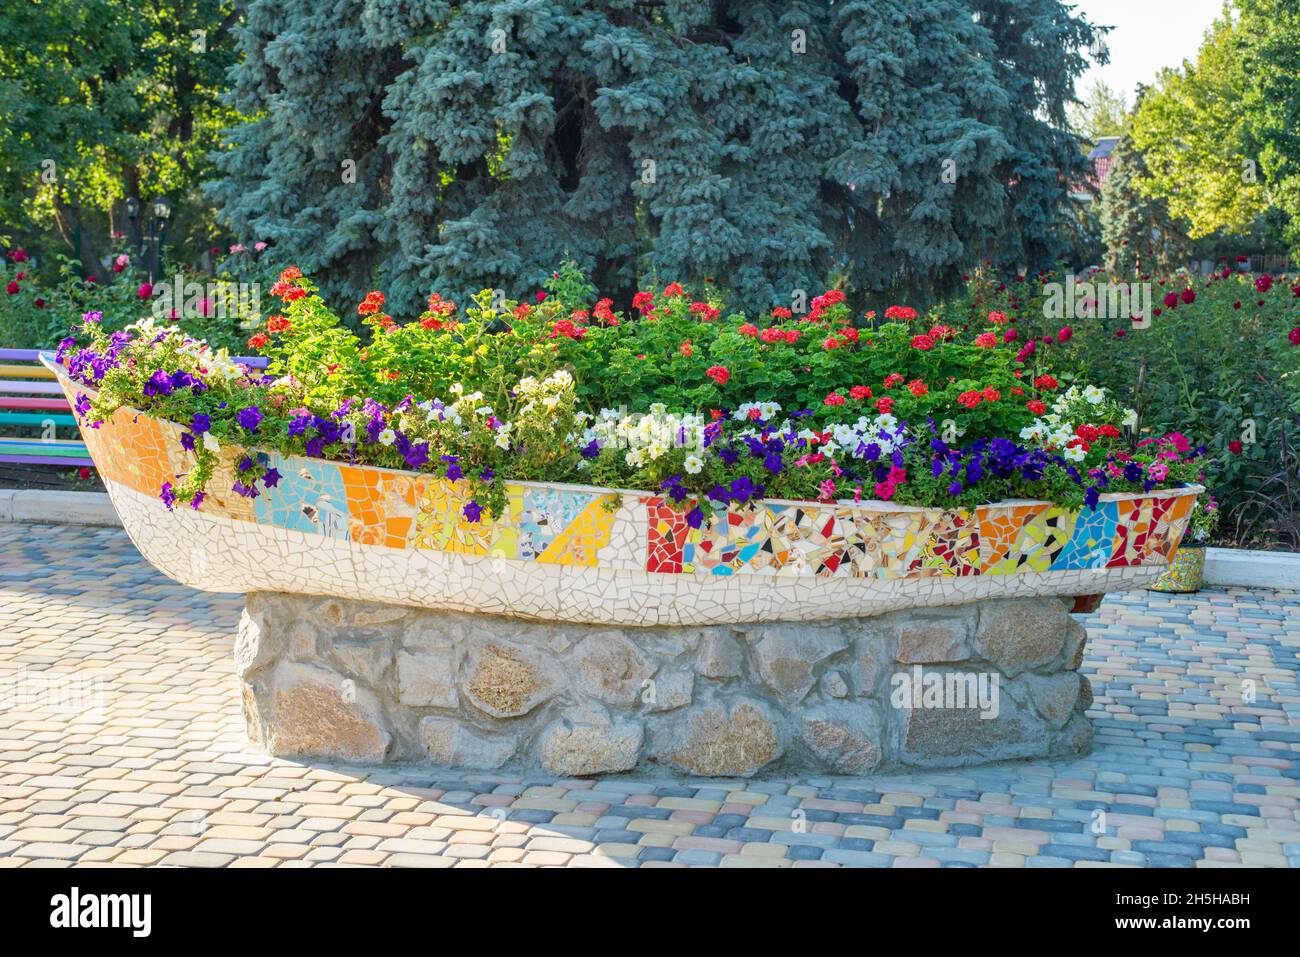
left=1073, top=0, right=1229, bottom=106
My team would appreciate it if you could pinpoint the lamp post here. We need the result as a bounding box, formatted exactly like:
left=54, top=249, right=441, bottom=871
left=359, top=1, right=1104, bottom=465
left=152, top=199, right=172, bottom=279
left=125, top=196, right=140, bottom=258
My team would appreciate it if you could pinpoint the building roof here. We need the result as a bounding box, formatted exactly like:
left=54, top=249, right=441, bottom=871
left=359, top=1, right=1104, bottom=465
left=1088, top=137, right=1120, bottom=161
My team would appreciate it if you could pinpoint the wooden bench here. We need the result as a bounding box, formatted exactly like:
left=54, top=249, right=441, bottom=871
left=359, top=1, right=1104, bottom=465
left=0, top=348, right=91, bottom=467
left=0, top=347, right=268, bottom=469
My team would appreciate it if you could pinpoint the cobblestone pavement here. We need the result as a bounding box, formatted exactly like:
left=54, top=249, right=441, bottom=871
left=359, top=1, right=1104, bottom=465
left=1, top=523, right=1297, bottom=869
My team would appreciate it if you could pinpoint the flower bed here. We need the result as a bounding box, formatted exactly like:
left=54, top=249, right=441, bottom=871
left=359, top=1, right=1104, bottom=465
left=55, top=262, right=1207, bottom=522
left=42, top=264, right=1206, bottom=625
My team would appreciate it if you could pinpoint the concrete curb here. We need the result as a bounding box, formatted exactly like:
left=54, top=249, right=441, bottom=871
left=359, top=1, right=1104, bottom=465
left=0, top=489, right=122, bottom=527
left=0, top=489, right=1296, bottom=591
left=1204, top=547, right=1300, bottom=591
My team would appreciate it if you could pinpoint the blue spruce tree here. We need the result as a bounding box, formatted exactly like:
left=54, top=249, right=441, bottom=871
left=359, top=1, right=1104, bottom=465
left=211, top=0, right=1102, bottom=313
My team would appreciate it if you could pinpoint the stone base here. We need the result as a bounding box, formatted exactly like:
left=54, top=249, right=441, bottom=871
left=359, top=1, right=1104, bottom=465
left=236, top=593, right=1094, bottom=776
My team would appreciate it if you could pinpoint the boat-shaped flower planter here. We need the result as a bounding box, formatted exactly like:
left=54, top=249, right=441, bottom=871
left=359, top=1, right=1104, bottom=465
left=42, top=356, right=1198, bottom=626
left=44, top=354, right=1201, bottom=774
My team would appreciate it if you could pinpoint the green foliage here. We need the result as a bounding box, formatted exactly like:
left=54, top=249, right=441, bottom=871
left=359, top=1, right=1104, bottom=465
left=1099, top=135, right=1192, bottom=273
left=947, top=266, right=1300, bottom=546
left=0, top=246, right=246, bottom=352
left=0, top=0, right=239, bottom=269
left=1237, top=0, right=1300, bottom=253
left=1127, top=10, right=1268, bottom=240
left=1070, top=81, right=1128, bottom=145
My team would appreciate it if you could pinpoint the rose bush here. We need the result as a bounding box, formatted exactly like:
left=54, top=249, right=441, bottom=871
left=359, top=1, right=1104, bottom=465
left=1, top=244, right=247, bottom=353
left=56, top=263, right=1207, bottom=526
left=949, top=263, right=1300, bottom=547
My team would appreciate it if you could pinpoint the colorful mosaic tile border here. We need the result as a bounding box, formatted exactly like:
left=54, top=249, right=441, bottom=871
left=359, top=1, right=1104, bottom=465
left=56, top=374, right=1200, bottom=584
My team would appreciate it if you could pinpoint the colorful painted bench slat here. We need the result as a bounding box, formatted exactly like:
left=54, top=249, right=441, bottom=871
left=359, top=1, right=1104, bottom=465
left=0, top=348, right=268, bottom=470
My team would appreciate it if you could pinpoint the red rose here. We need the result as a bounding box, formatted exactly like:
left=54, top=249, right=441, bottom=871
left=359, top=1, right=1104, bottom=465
left=4, top=281, right=17, bottom=295
left=1163, top=292, right=1179, bottom=309
left=1289, top=327, right=1300, bottom=346
left=137, top=283, right=153, bottom=299
left=1228, top=440, right=1243, bottom=455
left=1256, top=274, right=1273, bottom=293
left=34, top=297, right=45, bottom=309
left=1180, top=288, right=1196, bottom=304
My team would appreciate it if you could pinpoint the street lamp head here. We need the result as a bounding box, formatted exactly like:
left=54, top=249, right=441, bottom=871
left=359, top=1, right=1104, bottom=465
left=153, top=198, right=172, bottom=221
left=125, top=197, right=140, bottom=219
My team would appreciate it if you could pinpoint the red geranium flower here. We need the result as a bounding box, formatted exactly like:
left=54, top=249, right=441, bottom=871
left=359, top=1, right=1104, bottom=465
left=957, top=391, right=982, bottom=409
left=824, top=392, right=846, bottom=406
left=705, top=365, right=729, bottom=385
left=1026, top=400, right=1047, bottom=415
left=247, top=332, right=269, bottom=349
left=267, top=315, right=292, bottom=333
left=910, top=334, right=935, bottom=351
left=850, top=385, right=872, bottom=400
left=1034, top=375, right=1059, bottom=390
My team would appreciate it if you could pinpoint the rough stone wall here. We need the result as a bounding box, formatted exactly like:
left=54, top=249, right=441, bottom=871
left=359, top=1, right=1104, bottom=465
left=236, top=593, right=1094, bottom=776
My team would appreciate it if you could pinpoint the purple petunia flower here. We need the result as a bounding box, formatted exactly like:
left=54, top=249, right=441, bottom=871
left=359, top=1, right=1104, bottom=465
left=262, top=467, right=281, bottom=488
left=190, top=412, right=211, bottom=434
left=441, top=454, right=462, bottom=481
left=235, top=406, right=262, bottom=432
left=463, top=500, right=484, bottom=523
left=159, top=482, right=176, bottom=511
left=190, top=491, right=206, bottom=510
left=180, top=432, right=196, bottom=452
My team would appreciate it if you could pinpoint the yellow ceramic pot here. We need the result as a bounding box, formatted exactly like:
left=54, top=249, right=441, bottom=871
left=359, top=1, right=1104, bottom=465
left=1149, top=544, right=1207, bottom=593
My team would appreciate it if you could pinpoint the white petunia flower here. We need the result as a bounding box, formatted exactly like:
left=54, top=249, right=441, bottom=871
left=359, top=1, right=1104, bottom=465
left=684, top=454, right=704, bottom=474
left=377, top=428, right=396, bottom=446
